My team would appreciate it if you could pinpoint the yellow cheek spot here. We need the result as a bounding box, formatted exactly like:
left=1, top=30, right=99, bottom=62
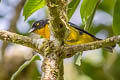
left=36, top=23, right=40, bottom=26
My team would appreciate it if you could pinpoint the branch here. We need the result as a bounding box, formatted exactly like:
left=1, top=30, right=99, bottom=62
left=0, top=30, right=47, bottom=55
left=42, top=0, right=69, bottom=80
left=0, top=30, right=119, bottom=58
left=62, top=36, right=119, bottom=58
left=41, top=54, right=63, bottom=80
left=46, top=0, right=69, bottom=45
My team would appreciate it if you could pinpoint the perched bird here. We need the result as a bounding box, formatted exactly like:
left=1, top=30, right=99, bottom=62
left=29, top=19, right=114, bottom=52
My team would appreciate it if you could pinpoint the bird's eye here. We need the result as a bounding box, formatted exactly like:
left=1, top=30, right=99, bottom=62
left=36, top=23, right=40, bottom=26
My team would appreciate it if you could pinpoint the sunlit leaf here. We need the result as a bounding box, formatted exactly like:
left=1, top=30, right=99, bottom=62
left=23, top=0, right=46, bottom=20
left=80, top=0, right=100, bottom=31
left=75, top=52, right=82, bottom=66
left=68, top=0, right=81, bottom=20
left=113, top=0, right=120, bottom=35
left=10, top=54, right=41, bottom=80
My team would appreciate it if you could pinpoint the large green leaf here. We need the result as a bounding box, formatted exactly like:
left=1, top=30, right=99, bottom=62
left=23, top=0, right=46, bottom=20
left=68, top=0, right=81, bottom=20
left=80, top=0, right=100, bottom=31
left=113, top=0, right=120, bottom=35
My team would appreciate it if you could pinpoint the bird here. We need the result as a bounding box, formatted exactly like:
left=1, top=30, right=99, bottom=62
left=29, top=19, right=114, bottom=52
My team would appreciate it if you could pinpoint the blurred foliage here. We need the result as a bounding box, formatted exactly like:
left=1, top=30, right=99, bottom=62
left=90, top=25, right=114, bottom=37
left=11, top=54, right=41, bottom=80
left=110, top=54, right=120, bottom=80
left=98, top=0, right=115, bottom=14
left=113, top=0, right=120, bottom=35
left=73, top=50, right=120, bottom=80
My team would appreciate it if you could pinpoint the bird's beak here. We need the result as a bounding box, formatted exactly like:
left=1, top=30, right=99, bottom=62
left=28, top=27, right=35, bottom=33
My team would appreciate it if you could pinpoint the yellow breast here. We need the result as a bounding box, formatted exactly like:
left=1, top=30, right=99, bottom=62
left=34, top=24, right=50, bottom=39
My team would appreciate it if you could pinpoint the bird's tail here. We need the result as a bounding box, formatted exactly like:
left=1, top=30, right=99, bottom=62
left=104, top=46, right=115, bottom=53
left=95, top=38, right=115, bottom=53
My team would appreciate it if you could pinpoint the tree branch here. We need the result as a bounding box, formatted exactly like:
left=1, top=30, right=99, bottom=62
left=0, top=30, right=47, bottom=55
left=43, top=0, right=69, bottom=80
left=62, top=36, right=119, bottom=58
left=41, top=54, right=63, bottom=80
left=1, top=30, right=119, bottom=58
left=0, top=30, right=119, bottom=58
left=46, top=0, right=69, bottom=45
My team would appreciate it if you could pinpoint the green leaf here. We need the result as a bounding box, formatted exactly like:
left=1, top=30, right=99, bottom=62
left=80, top=0, right=100, bottom=31
left=10, top=54, right=41, bottom=80
left=99, top=0, right=115, bottom=14
left=113, top=0, right=120, bottom=35
left=68, top=0, right=81, bottom=20
left=75, top=52, right=82, bottom=66
left=23, top=0, right=46, bottom=20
